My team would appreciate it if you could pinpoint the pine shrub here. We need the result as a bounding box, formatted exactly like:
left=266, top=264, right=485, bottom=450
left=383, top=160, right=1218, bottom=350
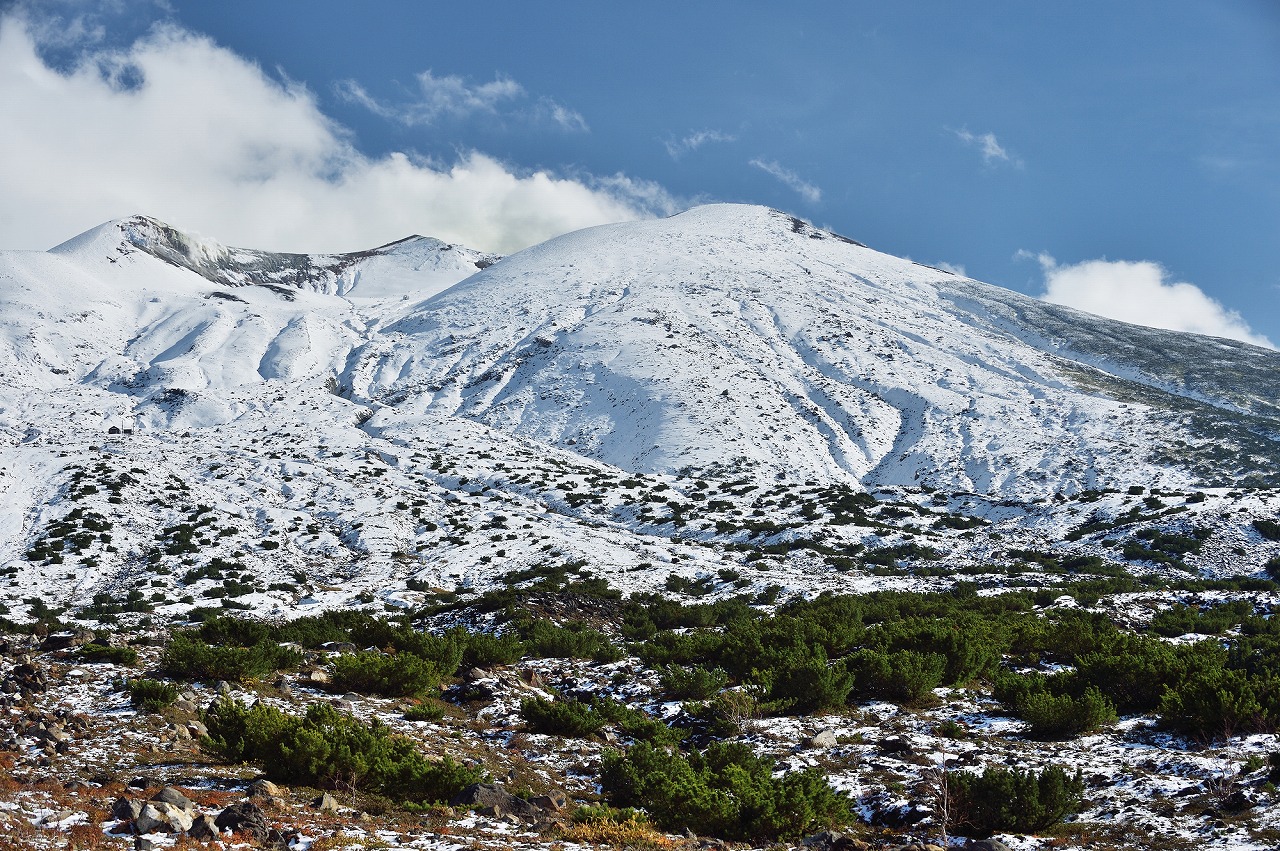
left=948, top=764, right=1084, bottom=837
left=204, top=697, right=482, bottom=802
left=601, top=741, right=848, bottom=840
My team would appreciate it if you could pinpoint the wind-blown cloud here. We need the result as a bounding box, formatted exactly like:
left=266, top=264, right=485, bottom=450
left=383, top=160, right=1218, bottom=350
left=953, top=128, right=1023, bottom=168
left=1023, top=251, right=1272, bottom=348
left=337, top=70, right=587, bottom=132
left=665, top=129, right=735, bottom=160
left=749, top=158, right=821, bottom=204
left=0, top=13, right=658, bottom=253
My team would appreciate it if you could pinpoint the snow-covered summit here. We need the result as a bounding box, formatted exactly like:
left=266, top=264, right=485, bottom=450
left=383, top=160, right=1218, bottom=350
left=2, top=202, right=1278, bottom=497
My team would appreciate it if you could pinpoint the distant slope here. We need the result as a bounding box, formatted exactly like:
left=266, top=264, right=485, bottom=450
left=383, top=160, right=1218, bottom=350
left=343, top=204, right=1280, bottom=494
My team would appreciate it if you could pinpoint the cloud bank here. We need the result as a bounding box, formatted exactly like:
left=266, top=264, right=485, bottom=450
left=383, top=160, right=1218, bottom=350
left=1025, top=251, right=1272, bottom=348
left=749, top=158, right=821, bottom=204
left=0, top=13, right=663, bottom=254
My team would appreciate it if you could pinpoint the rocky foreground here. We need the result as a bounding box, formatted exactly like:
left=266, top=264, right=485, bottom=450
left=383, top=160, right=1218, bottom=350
left=2, top=614, right=1279, bottom=851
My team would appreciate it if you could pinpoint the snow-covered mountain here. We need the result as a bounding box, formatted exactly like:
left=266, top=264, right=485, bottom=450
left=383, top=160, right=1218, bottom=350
left=2, top=204, right=1279, bottom=619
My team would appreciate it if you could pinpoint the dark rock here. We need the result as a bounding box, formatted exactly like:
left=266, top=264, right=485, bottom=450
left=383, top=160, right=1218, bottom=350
left=449, top=783, right=542, bottom=821
left=529, top=789, right=567, bottom=812
left=800, top=830, right=869, bottom=850
left=41, top=628, right=95, bottom=650
left=878, top=736, right=913, bottom=756
left=151, top=786, right=194, bottom=812
left=1223, top=789, right=1255, bottom=812
left=968, top=840, right=1013, bottom=851
left=112, top=797, right=143, bottom=821
left=188, top=814, right=220, bottom=841
left=215, top=801, right=270, bottom=840
left=128, top=776, right=155, bottom=789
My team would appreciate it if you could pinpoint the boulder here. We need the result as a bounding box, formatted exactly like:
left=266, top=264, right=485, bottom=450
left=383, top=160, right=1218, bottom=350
left=215, top=801, right=270, bottom=841
left=188, top=814, right=221, bottom=841
left=135, top=802, right=193, bottom=834
left=111, top=797, right=143, bottom=822
left=312, top=792, right=340, bottom=812
left=151, top=787, right=194, bottom=812
left=449, top=783, right=542, bottom=822
left=248, top=779, right=282, bottom=799
left=805, top=728, right=839, bottom=749
left=529, top=789, right=568, bottom=812
left=800, top=831, right=868, bottom=851
left=968, top=841, right=1013, bottom=851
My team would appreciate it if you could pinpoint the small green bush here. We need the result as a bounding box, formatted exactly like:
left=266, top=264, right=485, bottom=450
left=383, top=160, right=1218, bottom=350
left=948, top=764, right=1084, bottom=837
left=330, top=651, right=446, bottom=698
left=601, top=741, right=848, bottom=840
left=77, top=643, right=138, bottom=666
left=403, top=700, right=448, bottom=722
left=204, top=697, right=483, bottom=802
left=659, top=665, right=729, bottom=700
left=160, top=633, right=300, bottom=682
left=459, top=631, right=525, bottom=668
left=1253, top=519, right=1280, bottom=542
left=1017, top=687, right=1117, bottom=740
left=127, top=678, right=179, bottom=712
left=520, top=696, right=607, bottom=738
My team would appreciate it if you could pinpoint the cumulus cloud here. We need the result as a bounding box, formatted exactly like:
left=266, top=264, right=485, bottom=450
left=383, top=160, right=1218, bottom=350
left=0, top=13, right=658, bottom=253
left=953, top=128, right=1023, bottom=168
left=1022, top=251, right=1272, bottom=348
left=749, top=158, right=821, bottom=204
left=665, top=129, right=735, bottom=160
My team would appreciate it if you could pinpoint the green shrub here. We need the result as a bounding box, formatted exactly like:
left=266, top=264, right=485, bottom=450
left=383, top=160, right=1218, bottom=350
left=77, top=643, right=138, bottom=666
left=203, top=697, right=482, bottom=802
left=403, top=700, right=448, bottom=722
left=659, top=665, right=729, bottom=700
left=330, top=651, right=446, bottom=698
left=948, top=764, right=1084, bottom=837
left=1253, top=519, right=1280, bottom=542
left=1017, top=687, right=1117, bottom=740
left=601, top=741, right=848, bottom=840
left=459, top=631, right=525, bottom=668
left=160, top=633, right=300, bottom=682
left=127, top=678, right=179, bottom=712
left=520, top=696, right=607, bottom=738
left=521, top=619, right=622, bottom=662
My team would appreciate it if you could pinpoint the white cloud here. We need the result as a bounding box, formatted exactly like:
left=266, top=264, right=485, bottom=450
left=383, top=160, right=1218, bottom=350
left=953, top=128, right=1023, bottom=168
left=337, top=70, right=523, bottom=125
left=540, top=98, right=589, bottom=132
left=1023, top=251, right=1272, bottom=348
left=935, top=261, right=967, bottom=276
left=0, top=13, right=661, bottom=253
left=749, top=158, right=821, bottom=204
left=336, top=71, right=588, bottom=133
left=665, top=129, right=735, bottom=160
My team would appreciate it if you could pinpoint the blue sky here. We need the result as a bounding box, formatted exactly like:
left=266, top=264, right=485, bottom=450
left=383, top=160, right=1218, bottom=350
left=2, top=1, right=1278, bottom=344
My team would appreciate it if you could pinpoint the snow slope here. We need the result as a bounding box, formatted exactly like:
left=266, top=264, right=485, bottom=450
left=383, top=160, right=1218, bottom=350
left=2, top=204, right=1280, bottom=618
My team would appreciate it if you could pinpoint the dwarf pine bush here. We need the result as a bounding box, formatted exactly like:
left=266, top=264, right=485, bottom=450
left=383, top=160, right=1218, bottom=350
left=204, top=697, right=482, bottom=803
left=601, top=741, right=848, bottom=840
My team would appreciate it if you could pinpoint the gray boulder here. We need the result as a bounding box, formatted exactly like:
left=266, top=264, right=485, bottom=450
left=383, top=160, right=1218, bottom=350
left=449, top=783, right=542, bottom=821
left=151, top=787, right=194, bottom=812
